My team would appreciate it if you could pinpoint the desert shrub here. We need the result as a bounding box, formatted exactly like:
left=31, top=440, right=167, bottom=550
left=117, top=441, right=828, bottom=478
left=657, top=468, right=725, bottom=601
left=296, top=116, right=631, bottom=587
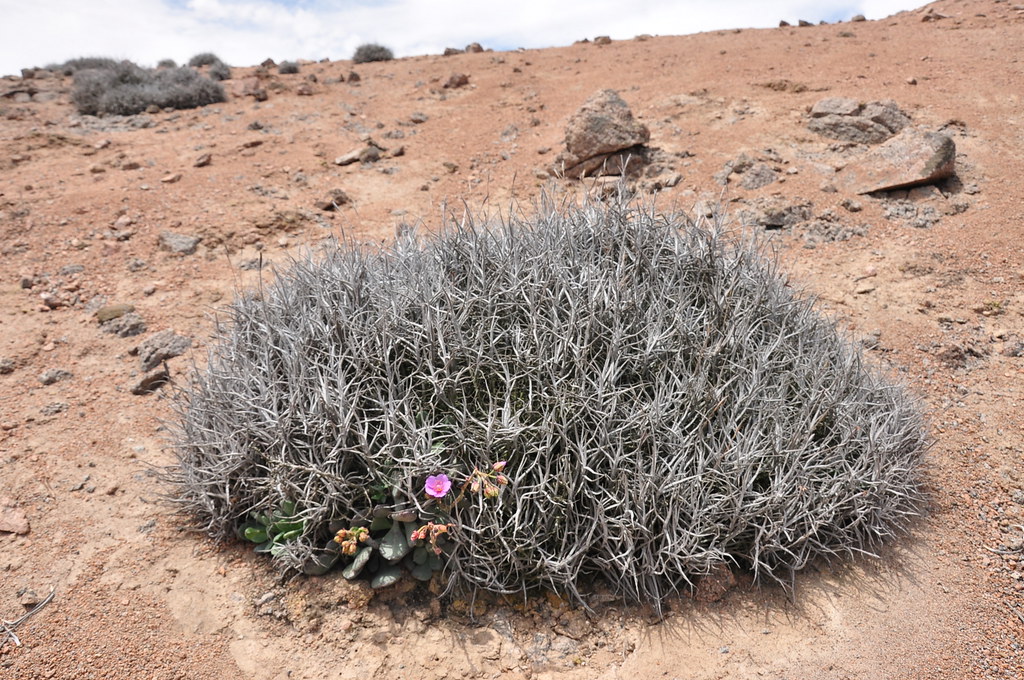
left=188, top=52, right=222, bottom=67
left=352, top=43, right=394, bottom=64
left=57, top=56, right=119, bottom=76
left=72, top=63, right=225, bottom=116
left=157, top=58, right=177, bottom=69
left=278, top=60, right=300, bottom=74
left=207, top=60, right=231, bottom=81
left=168, top=199, right=926, bottom=604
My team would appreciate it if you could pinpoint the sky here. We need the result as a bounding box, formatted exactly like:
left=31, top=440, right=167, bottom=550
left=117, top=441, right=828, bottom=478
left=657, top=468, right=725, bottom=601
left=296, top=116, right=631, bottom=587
left=0, top=0, right=931, bottom=77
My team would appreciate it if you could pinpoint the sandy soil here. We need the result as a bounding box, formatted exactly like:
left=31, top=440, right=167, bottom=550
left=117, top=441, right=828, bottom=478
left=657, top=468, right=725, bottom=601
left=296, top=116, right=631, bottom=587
left=2, top=0, right=1024, bottom=677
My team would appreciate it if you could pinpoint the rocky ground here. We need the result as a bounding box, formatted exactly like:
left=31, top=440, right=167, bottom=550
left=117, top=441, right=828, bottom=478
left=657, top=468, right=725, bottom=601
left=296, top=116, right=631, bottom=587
left=2, top=0, right=1024, bottom=677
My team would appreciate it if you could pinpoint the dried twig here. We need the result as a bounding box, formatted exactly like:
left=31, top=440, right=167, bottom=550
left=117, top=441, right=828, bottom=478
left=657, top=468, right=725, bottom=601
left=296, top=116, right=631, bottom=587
left=1, top=587, right=56, bottom=649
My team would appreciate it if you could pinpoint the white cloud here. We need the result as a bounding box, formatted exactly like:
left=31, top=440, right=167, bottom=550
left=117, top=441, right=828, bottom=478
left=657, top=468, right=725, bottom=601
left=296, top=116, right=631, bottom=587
left=0, top=0, right=928, bottom=76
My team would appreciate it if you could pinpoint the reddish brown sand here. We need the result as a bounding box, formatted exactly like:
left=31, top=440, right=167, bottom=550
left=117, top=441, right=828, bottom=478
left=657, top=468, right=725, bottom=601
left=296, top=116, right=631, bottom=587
left=2, top=1, right=1024, bottom=677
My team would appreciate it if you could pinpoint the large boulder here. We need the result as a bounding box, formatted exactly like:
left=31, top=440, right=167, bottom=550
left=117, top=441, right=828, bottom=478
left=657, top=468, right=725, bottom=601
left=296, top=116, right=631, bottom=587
left=808, top=98, right=911, bottom=144
left=554, top=90, right=650, bottom=178
left=838, top=129, right=956, bottom=194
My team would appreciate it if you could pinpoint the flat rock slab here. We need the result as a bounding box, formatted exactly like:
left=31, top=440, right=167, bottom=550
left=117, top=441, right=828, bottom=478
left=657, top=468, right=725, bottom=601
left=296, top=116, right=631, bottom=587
left=0, top=498, right=30, bottom=535
left=838, top=129, right=956, bottom=194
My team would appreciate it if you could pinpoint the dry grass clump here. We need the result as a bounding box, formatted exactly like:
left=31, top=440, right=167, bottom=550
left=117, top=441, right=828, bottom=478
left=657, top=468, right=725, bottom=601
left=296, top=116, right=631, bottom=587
left=168, top=198, right=926, bottom=604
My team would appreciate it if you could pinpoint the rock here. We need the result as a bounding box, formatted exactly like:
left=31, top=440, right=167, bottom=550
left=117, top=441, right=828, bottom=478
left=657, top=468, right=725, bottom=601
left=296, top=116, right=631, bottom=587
left=132, top=366, right=170, bottom=395
left=315, top=189, right=351, bottom=211
left=851, top=14, right=866, bottom=21
left=135, top=329, right=192, bottom=371
left=347, top=71, right=360, bottom=83
left=443, top=73, right=469, bottom=89
left=739, top=163, right=778, bottom=190
left=0, top=357, right=15, bottom=374
left=554, top=89, right=650, bottom=179
left=442, top=161, right=459, bottom=174
left=807, top=98, right=910, bottom=144
left=95, top=303, right=135, bottom=322
left=260, top=58, right=277, bottom=68
left=809, top=97, right=862, bottom=118
left=798, top=19, right=813, bottom=27
left=102, top=312, right=147, bottom=337
left=194, top=153, right=212, bottom=168
left=443, top=47, right=464, bottom=56
left=0, top=499, right=30, bottom=535
left=410, top=111, right=429, bottom=124
left=779, top=20, right=791, bottom=27
left=41, top=402, right=68, bottom=416
left=158, top=231, right=201, bottom=255
left=465, top=42, right=484, bottom=53
left=838, top=129, right=956, bottom=194
left=334, top=146, right=381, bottom=166
left=160, top=173, right=182, bottom=184
left=594, top=36, right=612, bottom=45
left=39, top=369, right=72, bottom=385
left=695, top=563, right=736, bottom=602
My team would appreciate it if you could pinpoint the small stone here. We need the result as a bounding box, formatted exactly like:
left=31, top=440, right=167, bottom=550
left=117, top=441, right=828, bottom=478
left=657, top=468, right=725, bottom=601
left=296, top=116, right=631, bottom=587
left=95, top=303, right=135, bottom=323
left=594, top=36, right=612, bottom=45
left=315, top=189, right=352, bottom=211
left=160, top=173, right=182, bottom=184
left=906, top=77, right=917, bottom=85
left=443, top=73, right=469, bottom=89
left=121, top=161, right=141, bottom=171
left=135, top=329, right=192, bottom=371
left=40, top=401, right=68, bottom=416
left=18, top=590, right=41, bottom=607
left=442, top=161, right=459, bottom=174
left=102, top=312, right=147, bottom=338
left=851, top=14, right=866, bottom=21
left=410, top=112, right=429, bottom=124
left=38, top=369, right=72, bottom=385
left=465, top=42, right=484, bottom=53
left=194, top=153, right=212, bottom=168
left=695, top=563, right=737, bottom=602
left=0, top=358, right=15, bottom=374
left=0, top=499, right=30, bottom=535
left=132, top=366, right=171, bottom=395
left=347, top=71, right=360, bottom=83
left=158, top=231, right=201, bottom=255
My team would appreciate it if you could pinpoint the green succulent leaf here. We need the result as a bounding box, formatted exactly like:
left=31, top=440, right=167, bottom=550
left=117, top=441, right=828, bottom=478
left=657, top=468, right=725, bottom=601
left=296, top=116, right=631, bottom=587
left=370, top=564, right=402, bottom=589
left=369, top=515, right=393, bottom=532
left=253, top=540, right=274, bottom=554
left=244, top=526, right=269, bottom=544
left=342, top=546, right=373, bottom=580
left=302, top=551, right=339, bottom=576
left=379, top=521, right=410, bottom=562
left=274, top=528, right=303, bottom=542
left=410, top=562, right=434, bottom=581
left=412, top=546, right=428, bottom=565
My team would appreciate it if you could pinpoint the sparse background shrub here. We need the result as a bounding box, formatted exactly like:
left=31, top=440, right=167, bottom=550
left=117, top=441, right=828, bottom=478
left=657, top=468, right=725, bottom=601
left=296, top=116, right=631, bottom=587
left=71, top=59, right=225, bottom=116
left=278, top=60, right=300, bottom=74
left=207, top=60, right=231, bottom=81
left=352, top=43, right=394, bottom=64
left=187, top=52, right=222, bottom=67
left=54, top=56, right=119, bottom=76
left=157, top=58, right=177, bottom=69
left=168, top=200, right=926, bottom=604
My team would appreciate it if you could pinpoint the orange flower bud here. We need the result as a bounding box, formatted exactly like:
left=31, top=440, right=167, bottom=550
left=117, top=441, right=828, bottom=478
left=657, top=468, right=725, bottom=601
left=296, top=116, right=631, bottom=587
left=492, top=461, right=507, bottom=472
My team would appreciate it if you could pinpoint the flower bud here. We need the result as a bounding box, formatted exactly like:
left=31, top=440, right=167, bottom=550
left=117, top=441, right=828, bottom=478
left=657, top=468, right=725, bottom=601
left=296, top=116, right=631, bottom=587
left=484, top=483, right=500, bottom=499
left=470, top=478, right=482, bottom=494
left=495, top=474, right=509, bottom=486
left=492, top=461, right=507, bottom=472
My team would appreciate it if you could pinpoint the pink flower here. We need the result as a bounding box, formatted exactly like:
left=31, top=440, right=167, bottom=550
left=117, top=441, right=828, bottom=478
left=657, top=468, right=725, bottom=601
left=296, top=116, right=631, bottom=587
left=424, top=474, right=452, bottom=498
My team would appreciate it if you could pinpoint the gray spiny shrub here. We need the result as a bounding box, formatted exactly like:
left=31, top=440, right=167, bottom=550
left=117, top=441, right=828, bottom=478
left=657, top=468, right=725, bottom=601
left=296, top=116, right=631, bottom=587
left=352, top=43, right=394, bottom=64
left=168, top=199, right=926, bottom=604
left=187, top=52, right=222, bottom=67
left=72, top=62, right=225, bottom=116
